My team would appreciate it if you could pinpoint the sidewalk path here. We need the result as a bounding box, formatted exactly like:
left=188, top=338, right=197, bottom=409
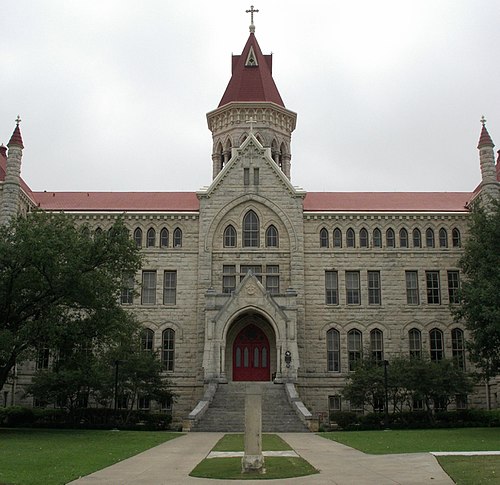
left=68, top=432, right=454, bottom=485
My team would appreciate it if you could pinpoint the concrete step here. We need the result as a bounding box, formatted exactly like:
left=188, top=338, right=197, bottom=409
left=192, top=382, right=309, bottom=432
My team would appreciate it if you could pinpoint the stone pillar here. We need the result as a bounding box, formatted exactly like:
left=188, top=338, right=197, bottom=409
left=241, top=384, right=265, bottom=474
left=212, top=153, right=221, bottom=179
left=282, top=154, right=291, bottom=180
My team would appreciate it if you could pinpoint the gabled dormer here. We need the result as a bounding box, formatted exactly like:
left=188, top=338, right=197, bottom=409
left=207, top=26, right=297, bottom=181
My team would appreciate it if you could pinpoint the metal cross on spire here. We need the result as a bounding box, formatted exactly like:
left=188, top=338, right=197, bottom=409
left=246, top=5, right=259, bottom=33
left=15, top=115, right=21, bottom=126
left=480, top=115, right=487, bottom=126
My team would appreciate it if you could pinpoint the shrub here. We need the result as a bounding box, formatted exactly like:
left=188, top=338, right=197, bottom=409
left=330, top=411, right=358, bottom=429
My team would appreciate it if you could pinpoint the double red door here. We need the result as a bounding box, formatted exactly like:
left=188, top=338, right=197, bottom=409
left=232, top=324, right=270, bottom=381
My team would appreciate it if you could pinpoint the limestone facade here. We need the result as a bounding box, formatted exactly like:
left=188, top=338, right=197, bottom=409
left=1, top=29, right=499, bottom=423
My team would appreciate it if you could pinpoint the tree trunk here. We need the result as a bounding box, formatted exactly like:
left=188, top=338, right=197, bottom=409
left=0, top=353, right=17, bottom=391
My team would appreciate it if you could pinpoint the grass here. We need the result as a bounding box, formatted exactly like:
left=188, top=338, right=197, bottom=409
left=190, top=433, right=318, bottom=480
left=212, top=433, right=292, bottom=452
left=437, top=456, right=500, bottom=485
left=321, top=428, right=500, bottom=485
left=0, top=428, right=181, bottom=485
left=190, top=456, right=318, bottom=480
left=320, top=427, right=500, bottom=454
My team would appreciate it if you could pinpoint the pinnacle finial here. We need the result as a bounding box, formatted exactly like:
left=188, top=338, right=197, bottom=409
left=480, top=115, right=487, bottom=127
left=246, top=5, right=259, bottom=33
left=15, top=115, right=21, bottom=126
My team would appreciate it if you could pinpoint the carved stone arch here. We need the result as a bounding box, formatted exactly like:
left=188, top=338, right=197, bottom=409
left=203, top=194, right=297, bottom=251
left=254, top=133, right=264, bottom=147
left=239, top=132, right=249, bottom=146
left=365, top=322, right=387, bottom=334
left=319, top=321, right=343, bottom=339
left=224, top=137, right=232, bottom=150
left=344, top=321, right=364, bottom=333
left=140, top=320, right=162, bottom=332
left=159, top=320, right=183, bottom=341
left=401, top=320, right=425, bottom=337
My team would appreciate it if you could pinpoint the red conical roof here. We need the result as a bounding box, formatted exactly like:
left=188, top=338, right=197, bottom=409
left=218, top=33, right=284, bottom=107
left=8, top=123, right=24, bottom=149
left=477, top=124, right=494, bottom=149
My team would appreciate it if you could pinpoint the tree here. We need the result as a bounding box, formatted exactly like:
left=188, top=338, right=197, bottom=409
left=455, top=198, right=500, bottom=380
left=343, top=357, right=472, bottom=418
left=0, top=212, right=142, bottom=390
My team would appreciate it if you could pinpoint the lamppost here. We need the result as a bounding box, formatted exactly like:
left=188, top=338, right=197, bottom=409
left=383, top=359, right=389, bottom=428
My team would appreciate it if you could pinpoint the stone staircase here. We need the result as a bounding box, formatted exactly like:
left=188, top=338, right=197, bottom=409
left=191, top=382, right=309, bottom=432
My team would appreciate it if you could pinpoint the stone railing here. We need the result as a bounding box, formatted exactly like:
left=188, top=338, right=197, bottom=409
left=182, top=381, right=218, bottom=432
left=285, top=382, right=318, bottom=432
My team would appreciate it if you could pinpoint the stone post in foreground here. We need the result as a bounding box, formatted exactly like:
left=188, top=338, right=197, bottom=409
left=241, top=383, right=265, bottom=474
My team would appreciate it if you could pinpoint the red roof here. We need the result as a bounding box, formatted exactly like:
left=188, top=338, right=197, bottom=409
left=29, top=190, right=472, bottom=213
left=33, top=191, right=200, bottom=212
left=218, top=33, right=284, bottom=107
left=303, top=192, right=471, bottom=212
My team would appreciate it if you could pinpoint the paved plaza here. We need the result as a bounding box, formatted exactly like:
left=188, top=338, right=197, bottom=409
left=68, top=432, right=454, bottom=485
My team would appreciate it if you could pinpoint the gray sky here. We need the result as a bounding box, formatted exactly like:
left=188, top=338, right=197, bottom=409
left=1, top=1, right=499, bottom=193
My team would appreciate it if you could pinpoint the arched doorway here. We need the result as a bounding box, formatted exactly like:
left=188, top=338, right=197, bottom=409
left=232, top=324, right=270, bottom=381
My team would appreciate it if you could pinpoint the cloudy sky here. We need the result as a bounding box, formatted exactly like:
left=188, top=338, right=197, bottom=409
left=1, top=1, right=499, bottom=193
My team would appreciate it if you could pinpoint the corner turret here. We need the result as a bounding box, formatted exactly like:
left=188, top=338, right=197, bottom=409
left=476, top=116, right=500, bottom=202
left=0, top=116, right=24, bottom=226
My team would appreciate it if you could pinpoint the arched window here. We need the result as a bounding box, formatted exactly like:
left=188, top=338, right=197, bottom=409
left=426, top=228, right=435, bottom=248
left=243, top=210, right=259, bottom=247
left=94, top=227, right=103, bottom=237
left=399, top=228, right=409, bottom=248
left=373, top=228, right=382, bottom=248
left=133, top=228, right=143, bottom=248
left=346, top=228, right=355, bottom=248
left=319, top=228, right=329, bottom=248
left=451, top=328, right=465, bottom=370
left=173, top=228, right=182, bottom=247
left=146, top=228, right=156, bottom=248
left=429, top=328, right=444, bottom=362
left=216, top=142, right=224, bottom=170
left=141, top=328, right=154, bottom=351
left=327, top=329, right=340, bottom=372
left=347, top=329, right=362, bottom=371
left=413, top=228, right=422, bottom=248
left=359, top=228, right=369, bottom=248
left=160, top=228, right=169, bottom=248
left=224, top=225, right=237, bottom=247
left=439, top=228, right=448, bottom=248
left=370, top=329, right=383, bottom=362
left=452, top=228, right=461, bottom=248
left=162, top=328, right=175, bottom=371
left=386, top=228, right=395, bottom=248
left=333, top=228, right=342, bottom=248
left=266, top=225, right=279, bottom=247
left=408, top=328, right=422, bottom=359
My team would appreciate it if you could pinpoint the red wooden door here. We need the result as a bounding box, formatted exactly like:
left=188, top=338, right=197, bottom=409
left=232, top=324, right=270, bottom=381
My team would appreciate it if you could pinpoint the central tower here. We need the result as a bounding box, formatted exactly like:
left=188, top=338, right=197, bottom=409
left=206, top=17, right=297, bottom=180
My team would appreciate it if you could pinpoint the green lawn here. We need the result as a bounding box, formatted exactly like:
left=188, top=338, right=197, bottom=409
left=190, top=433, right=318, bottom=480
left=212, top=433, right=292, bottom=452
left=321, top=428, right=500, bottom=485
left=437, top=456, right=500, bottom=485
left=0, top=428, right=181, bottom=485
left=320, top=428, right=500, bottom=454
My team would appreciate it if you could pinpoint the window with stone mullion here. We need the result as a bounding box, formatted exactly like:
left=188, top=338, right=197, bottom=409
left=346, top=271, right=360, bottom=305
left=367, top=271, right=381, bottom=305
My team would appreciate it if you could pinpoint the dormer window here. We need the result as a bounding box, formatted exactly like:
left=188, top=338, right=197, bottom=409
left=245, top=46, right=258, bottom=67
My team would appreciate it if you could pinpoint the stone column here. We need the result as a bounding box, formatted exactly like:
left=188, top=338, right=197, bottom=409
left=241, top=384, right=265, bottom=474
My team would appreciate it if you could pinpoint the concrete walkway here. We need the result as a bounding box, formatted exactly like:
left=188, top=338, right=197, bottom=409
left=68, top=432, right=454, bottom=485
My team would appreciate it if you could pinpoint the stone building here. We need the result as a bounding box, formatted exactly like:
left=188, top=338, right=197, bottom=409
left=1, top=24, right=499, bottom=426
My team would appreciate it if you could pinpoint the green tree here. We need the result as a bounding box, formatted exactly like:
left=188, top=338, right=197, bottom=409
left=455, top=199, right=500, bottom=380
left=0, top=212, right=141, bottom=390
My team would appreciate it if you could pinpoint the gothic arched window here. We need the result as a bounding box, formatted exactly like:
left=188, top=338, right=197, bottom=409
left=320, top=228, right=329, bottom=248
left=439, top=228, right=448, bottom=248
left=327, top=329, right=340, bottom=372
left=359, top=228, right=369, bottom=248
left=399, top=228, right=409, bottom=248
left=373, top=228, right=382, bottom=248
left=160, top=228, right=169, bottom=248
left=173, top=228, right=182, bottom=248
left=452, top=228, right=461, bottom=248
left=386, top=228, right=395, bottom=248
left=224, top=225, right=237, bottom=247
left=141, top=328, right=154, bottom=351
left=146, top=228, right=156, bottom=248
left=162, top=328, right=175, bottom=371
left=266, top=225, right=279, bottom=247
left=243, top=210, right=259, bottom=247
left=346, top=228, right=355, bottom=248
left=333, top=228, right=342, bottom=248
left=413, top=228, right=422, bottom=248
left=133, top=228, right=143, bottom=248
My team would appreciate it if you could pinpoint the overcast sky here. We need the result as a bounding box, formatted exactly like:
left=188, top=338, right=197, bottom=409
left=1, top=1, right=499, bottom=193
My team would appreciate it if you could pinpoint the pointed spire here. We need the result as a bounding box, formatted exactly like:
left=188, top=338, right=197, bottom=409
left=8, top=116, right=24, bottom=149
left=218, top=33, right=284, bottom=107
left=477, top=116, right=494, bottom=149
